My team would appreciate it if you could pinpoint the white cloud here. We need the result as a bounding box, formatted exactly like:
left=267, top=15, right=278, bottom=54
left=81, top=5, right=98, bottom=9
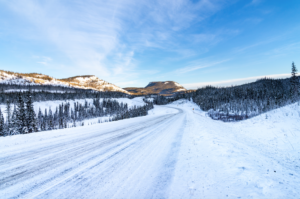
left=34, top=55, right=52, bottom=65
left=183, top=73, right=292, bottom=89
left=1, top=0, right=228, bottom=83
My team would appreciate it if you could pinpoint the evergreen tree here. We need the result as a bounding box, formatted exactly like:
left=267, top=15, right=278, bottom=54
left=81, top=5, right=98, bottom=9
left=37, top=108, right=43, bottom=131
left=290, top=62, right=299, bottom=100
left=25, top=92, right=37, bottom=133
left=9, top=105, right=17, bottom=135
left=5, top=99, right=11, bottom=129
left=44, top=108, right=48, bottom=130
left=15, top=94, right=27, bottom=134
left=0, top=109, right=4, bottom=136
left=48, top=108, right=54, bottom=130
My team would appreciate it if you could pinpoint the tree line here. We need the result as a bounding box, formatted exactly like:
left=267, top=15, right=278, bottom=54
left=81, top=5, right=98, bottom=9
left=147, top=62, right=300, bottom=122
left=0, top=89, right=128, bottom=104
left=0, top=93, right=154, bottom=136
left=0, top=93, right=37, bottom=135
left=191, top=62, right=299, bottom=121
left=0, top=81, right=93, bottom=93
left=112, top=103, right=154, bottom=122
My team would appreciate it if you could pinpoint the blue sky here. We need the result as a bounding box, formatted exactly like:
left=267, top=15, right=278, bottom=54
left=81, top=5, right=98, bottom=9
left=0, top=0, right=299, bottom=89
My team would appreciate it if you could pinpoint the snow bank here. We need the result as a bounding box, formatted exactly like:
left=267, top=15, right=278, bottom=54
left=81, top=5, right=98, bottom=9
left=167, top=99, right=300, bottom=198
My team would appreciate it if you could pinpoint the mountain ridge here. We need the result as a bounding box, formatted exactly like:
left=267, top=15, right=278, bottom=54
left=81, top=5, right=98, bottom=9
left=0, top=70, right=130, bottom=94
left=0, top=70, right=187, bottom=96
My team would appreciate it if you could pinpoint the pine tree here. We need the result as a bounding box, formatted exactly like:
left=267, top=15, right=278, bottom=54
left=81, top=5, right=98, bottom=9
left=25, top=92, right=37, bottom=133
left=5, top=100, right=11, bottom=130
left=0, top=109, right=4, bottom=136
left=15, top=94, right=27, bottom=134
left=37, top=108, right=43, bottom=131
left=9, top=105, right=17, bottom=135
left=290, top=62, right=299, bottom=100
left=44, top=108, right=48, bottom=130
left=48, top=108, right=54, bottom=130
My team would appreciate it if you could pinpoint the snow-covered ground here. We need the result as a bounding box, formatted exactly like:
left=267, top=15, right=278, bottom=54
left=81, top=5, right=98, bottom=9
left=167, top=100, right=300, bottom=198
left=0, top=100, right=299, bottom=198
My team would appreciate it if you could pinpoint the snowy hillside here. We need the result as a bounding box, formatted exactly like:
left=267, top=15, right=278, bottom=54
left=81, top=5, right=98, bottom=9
left=60, top=75, right=129, bottom=94
left=0, top=71, right=65, bottom=86
left=0, top=99, right=299, bottom=198
left=167, top=100, right=300, bottom=198
left=0, top=70, right=129, bottom=94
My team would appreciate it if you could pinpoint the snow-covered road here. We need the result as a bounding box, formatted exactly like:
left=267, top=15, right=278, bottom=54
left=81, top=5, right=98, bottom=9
left=1, top=106, right=186, bottom=198
left=1, top=100, right=300, bottom=198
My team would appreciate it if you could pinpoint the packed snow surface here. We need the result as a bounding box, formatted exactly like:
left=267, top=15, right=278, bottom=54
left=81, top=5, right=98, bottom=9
left=0, top=100, right=300, bottom=198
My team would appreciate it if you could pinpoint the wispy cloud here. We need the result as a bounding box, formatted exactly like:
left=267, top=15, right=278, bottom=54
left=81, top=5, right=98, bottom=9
left=34, top=56, right=52, bottom=65
left=183, top=73, right=292, bottom=89
left=263, top=42, right=300, bottom=57
left=174, top=59, right=230, bottom=74
left=2, top=0, right=227, bottom=81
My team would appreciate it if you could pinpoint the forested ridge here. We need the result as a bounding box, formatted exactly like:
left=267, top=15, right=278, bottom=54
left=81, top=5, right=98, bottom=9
left=149, top=63, right=300, bottom=122
left=0, top=87, right=128, bottom=104
left=191, top=63, right=299, bottom=121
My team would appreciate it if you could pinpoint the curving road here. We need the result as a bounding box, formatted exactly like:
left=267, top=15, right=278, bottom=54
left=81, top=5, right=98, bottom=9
left=0, top=106, right=186, bottom=199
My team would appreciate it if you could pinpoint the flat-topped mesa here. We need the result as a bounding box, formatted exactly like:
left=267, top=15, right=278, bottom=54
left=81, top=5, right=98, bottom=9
left=124, top=81, right=187, bottom=96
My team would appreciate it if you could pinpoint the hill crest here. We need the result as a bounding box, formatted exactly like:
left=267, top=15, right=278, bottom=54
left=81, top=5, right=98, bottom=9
left=0, top=70, right=129, bottom=94
left=124, top=81, right=186, bottom=95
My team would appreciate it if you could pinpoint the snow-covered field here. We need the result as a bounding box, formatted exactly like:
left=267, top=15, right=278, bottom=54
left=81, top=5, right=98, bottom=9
left=0, top=100, right=299, bottom=198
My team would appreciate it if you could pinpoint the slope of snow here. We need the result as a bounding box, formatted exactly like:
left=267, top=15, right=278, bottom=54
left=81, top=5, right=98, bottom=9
left=174, top=82, right=184, bottom=88
left=175, top=88, right=186, bottom=92
left=167, top=100, right=300, bottom=198
left=0, top=72, right=69, bottom=87
left=60, top=75, right=130, bottom=94
left=0, top=99, right=299, bottom=198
